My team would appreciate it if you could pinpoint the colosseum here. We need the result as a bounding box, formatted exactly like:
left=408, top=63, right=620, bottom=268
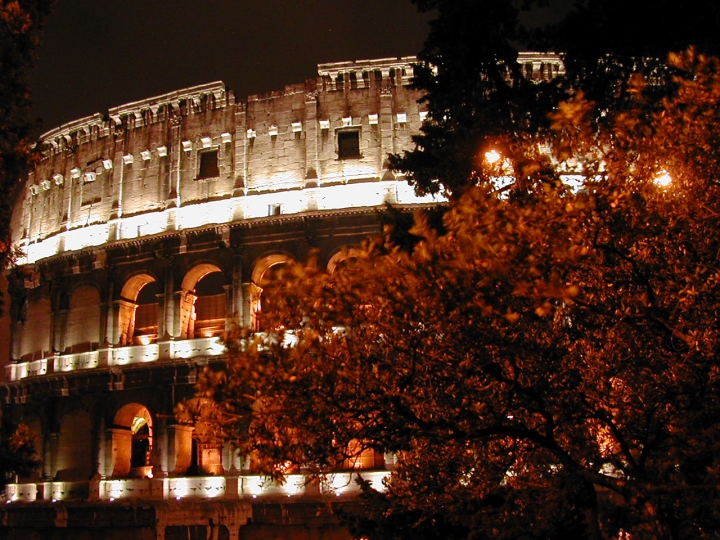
left=1, top=54, right=562, bottom=539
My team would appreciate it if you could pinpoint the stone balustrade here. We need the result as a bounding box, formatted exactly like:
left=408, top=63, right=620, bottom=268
left=4, top=471, right=390, bottom=503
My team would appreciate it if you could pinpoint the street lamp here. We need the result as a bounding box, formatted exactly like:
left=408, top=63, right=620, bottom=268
left=654, top=170, right=672, bottom=187
left=485, top=149, right=502, bottom=164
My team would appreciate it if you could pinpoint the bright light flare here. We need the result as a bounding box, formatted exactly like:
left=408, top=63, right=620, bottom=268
left=485, top=150, right=502, bottom=164
left=654, top=170, right=672, bottom=187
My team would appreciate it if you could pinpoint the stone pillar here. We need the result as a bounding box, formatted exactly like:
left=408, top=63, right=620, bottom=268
left=177, top=290, right=197, bottom=340
left=223, top=284, right=233, bottom=333
left=108, top=427, right=133, bottom=477
left=10, top=321, right=22, bottom=360
left=233, top=104, right=247, bottom=195
left=114, top=299, right=137, bottom=346
left=168, top=113, right=182, bottom=208
left=165, top=424, right=194, bottom=475
left=155, top=291, right=166, bottom=339
left=304, top=92, right=319, bottom=185
left=380, top=81, right=394, bottom=173
left=162, top=267, right=176, bottom=339
left=44, top=432, right=59, bottom=480
left=231, top=258, right=244, bottom=328
left=102, top=278, right=115, bottom=346
left=241, top=283, right=258, bottom=331
left=53, top=310, right=68, bottom=354
left=151, top=415, right=169, bottom=478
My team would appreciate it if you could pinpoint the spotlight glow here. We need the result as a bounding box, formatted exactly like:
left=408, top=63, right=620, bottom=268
left=654, top=170, right=672, bottom=187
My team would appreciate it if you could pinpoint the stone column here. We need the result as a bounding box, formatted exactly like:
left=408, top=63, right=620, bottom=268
left=44, top=432, right=59, bottom=480
left=151, top=415, right=168, bottom=478
left=165, top=424, right=194, bottom=475
left=240, top=283, right=258, bottom=331
left=155, top=291, right=166, bottom=339
left=114, top=299, right=137, bottom=346
left=101, top=274, right=115, bottom=346
left=231, top=256, right=244, bottom=327
left=107, top=428, right=132, bottom=477
left=177, top=290, right=197, bottom=340
left=53, top=309, right=68, bottom=354
left=380, top=82, right=394, bottom=173
left=223, top=284, right=233, bottom=333
left=10, top=321, right=22, bottom=360
left=162, top=264, right=176, bottom=339
left=233, top=103, right=247, bottom=196
left=304, top=91, right=319, bottom=185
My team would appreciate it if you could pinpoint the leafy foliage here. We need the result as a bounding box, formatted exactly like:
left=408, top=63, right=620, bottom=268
left=389, top=0, right=560, bottom=198
left=0, top=0, right=54, bottom=270
left=0, top=0, right=53, bottom=486
left=0, top=411, right=40, bottom=488
left=193, top=51, right=720, bottom=540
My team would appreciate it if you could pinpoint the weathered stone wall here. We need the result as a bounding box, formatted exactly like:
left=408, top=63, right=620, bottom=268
left=11, top=59, right=425, bottom=257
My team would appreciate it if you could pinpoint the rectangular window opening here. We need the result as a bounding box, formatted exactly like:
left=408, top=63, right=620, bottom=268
left=338, top=130, right=360, bottom=159
left=198, top=150, right=219, bottom=179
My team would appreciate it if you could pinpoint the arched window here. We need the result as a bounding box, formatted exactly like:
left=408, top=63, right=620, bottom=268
left=344, top=439, right=384, bottom=470
left=118, top=274, right=159, bottom=346
left=65, top=285, right=101, bottom=353
left=133, top=281, right=160, bottom=344
left=55, top=411, right=93, bottom=481
left=327, top=247, right=364, bottom=275
left=112, top=403, right=153, bottom=478
left=251, top=254, right=295, bottom=332
left=193, top=271, right=226, bottom=338
left=257, top=263, right=286, bottom=329
left=19, top=297, right=52, bottom=361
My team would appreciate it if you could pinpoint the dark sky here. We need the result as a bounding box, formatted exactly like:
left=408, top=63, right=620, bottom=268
left=30, top=0, right=574, bottom=134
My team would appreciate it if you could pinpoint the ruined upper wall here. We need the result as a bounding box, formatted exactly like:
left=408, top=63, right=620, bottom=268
left=12, top=54, right=562, bottom=265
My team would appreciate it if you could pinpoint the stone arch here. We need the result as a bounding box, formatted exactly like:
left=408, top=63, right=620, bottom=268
left=64, top=284, right=101, bottom=353
left=251, top=253, right=294, bottom=286
left=56, top=409, right=93, bottom=481
left=111, top=403, right=153, bottom=478
left=19, top=297, right=52, bottom=361
left=194, top=271, right=227, bottom=338
left=327, top=247, right=365, bottom=274
left=117, top=273, right=160, bottom=345
left=251, top=254, right=295, bottom=331
left=344, top=439, right=384, bottom=470
left=179, top=263, right=224, bottom=339
left=120, top=273, right=156, bottom=301
left=181, top=263, right=223, bottom=292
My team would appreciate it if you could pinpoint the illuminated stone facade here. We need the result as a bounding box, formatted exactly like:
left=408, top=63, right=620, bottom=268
left=1, top=54, right=563, bottom=539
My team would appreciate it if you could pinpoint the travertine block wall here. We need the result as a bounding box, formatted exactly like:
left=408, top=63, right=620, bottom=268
left=12, top=59, right=425, bottom=250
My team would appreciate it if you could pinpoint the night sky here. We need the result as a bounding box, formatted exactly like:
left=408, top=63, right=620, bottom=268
left=30, top=0, right=574, bottom=134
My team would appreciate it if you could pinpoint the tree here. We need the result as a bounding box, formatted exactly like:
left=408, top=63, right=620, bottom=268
left=0, top=410, right=39, bottom=488
left=388, top=0, right=561, bottom=198
left=0, top=0, right=54, bottom=269
left=189, top=0, right=720, bottom=537
left=391, top=0, right=720, bottom=199
left=0, top=0, right=54, bottom=486
left=191, top=50, right=720, bottom=540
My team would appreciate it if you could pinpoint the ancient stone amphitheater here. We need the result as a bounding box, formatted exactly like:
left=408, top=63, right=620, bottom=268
left=1, top=54, right=562, bottom=539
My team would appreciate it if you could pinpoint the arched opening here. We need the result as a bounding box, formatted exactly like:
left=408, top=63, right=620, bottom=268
left=344, top=439, right=384, bottom=470
left=19, top=297, right=52, bottom=361
left=55, top=411, right=93, bottom=481
left=133, top=281, right=160, bottom=344
left=65, top=285, right=101, bottom=353
left=118, top=274, right=159, bottom=346
left=179, top=264, right=224, bottom=339
left=251, top=254, right=294, bottom=332
left=193, top=271, right=226, bottom=338
left=112, top=403, right=153, bottom=478
left=327, top=247, right=364, bottom=275
left=256, top=263, right=287, bottom=331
